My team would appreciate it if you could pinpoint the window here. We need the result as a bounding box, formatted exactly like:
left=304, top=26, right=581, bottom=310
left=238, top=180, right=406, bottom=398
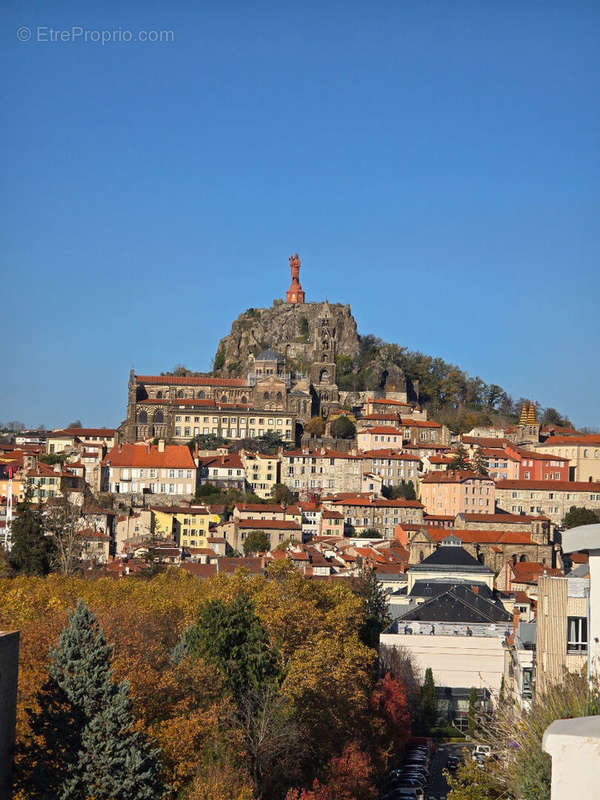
left=567, top=617, right=588, bottom=653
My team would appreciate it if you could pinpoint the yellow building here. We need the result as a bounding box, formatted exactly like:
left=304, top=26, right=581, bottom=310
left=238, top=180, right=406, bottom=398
left=151, top=505, right=222, bottom=548
left=241, top=451, right=280, bottom=499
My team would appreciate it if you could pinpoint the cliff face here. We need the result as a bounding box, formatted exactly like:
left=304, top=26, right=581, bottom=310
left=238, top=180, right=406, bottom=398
left=212, top=301, right=360, bottom=377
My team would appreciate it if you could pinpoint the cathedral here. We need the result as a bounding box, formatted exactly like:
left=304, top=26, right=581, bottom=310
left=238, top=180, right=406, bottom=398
left=118, top=255, right=346, bottom=445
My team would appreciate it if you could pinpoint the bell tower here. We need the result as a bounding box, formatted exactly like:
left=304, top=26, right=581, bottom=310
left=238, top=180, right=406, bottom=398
left=286, top=253, right=305, bottom=304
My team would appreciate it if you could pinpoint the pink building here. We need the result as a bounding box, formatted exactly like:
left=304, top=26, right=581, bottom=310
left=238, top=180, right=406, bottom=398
left=420, top=470, right=495, bottom=516
left=357, top=426, right=403, bottom=451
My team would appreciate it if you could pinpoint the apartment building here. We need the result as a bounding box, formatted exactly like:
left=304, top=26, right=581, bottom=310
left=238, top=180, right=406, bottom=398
left=495, top=479, right=600, bottom=525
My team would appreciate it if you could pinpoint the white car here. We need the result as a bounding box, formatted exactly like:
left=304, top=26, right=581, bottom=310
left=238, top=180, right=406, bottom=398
left=472, top=744, right=492, bottom=760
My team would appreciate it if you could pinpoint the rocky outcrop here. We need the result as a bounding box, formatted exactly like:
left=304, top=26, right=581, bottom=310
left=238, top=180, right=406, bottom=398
left=213, top=301, right=360, bottom=377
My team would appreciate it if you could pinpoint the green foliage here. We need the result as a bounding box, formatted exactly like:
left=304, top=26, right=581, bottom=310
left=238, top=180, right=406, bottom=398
left=471, top=446, right=489, bottom=476
left=213, top=347, right=226, bottom=371
left=356, top=568, right=391, bottom=649
left=270, top=483, right=297, bottom=505
left=298, top=316, right=310, bottom=341
left=541, top=407, right=571, bottom=427
left=330, top=416, right=356, bottom=439
left=188, top=433, right=227, bottom=451
left=245, top=307, right=261, bottom=319
left=243, top=530, right=271, bottom=555
left=9, top=494, right=54, bottom=576
left=446, top=754, right=502, bottom=800
left=21, top=600, right=165, bottom=800
left=357, top=528, right=381, bottom=539
left=467, top=687, right=477, bottom=737
left=39, top=452, right=67, bottom=465
left=449, top=443, right=470, bottom=471
left=381, top=481, right=416, bottom=501
left=185, top=593, right=279, bottom=703
left=563, top=505, right=600, bottom=528
left=420, top=668, right=438, bottom=734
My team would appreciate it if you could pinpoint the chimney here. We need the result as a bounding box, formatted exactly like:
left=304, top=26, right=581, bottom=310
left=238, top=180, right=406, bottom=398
left=158, top=439, right=165, bottom=453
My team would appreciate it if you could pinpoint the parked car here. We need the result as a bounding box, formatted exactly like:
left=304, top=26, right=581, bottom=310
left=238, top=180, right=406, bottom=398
left=472, top=745, right=492, bottom=760
left=447, top=755, right=460, bottom=772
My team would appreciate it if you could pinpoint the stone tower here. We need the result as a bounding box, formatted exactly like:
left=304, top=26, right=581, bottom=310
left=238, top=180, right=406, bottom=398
left=310, top=301, right=339, bottom=416
left=513, top=401, right=540, bottom=445
left=286, top=253, right=305, bottom=304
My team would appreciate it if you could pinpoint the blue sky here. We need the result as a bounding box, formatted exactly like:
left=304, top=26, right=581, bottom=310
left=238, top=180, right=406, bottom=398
left=2, top=1, right=599, bottom=430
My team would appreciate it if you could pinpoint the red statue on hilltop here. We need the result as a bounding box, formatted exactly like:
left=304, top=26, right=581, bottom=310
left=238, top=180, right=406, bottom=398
left=286, top=253, right=305, bottom=304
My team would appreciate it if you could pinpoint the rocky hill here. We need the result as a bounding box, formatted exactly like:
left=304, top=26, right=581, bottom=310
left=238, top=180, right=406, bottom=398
left=212, top=301, right=359, bottom=377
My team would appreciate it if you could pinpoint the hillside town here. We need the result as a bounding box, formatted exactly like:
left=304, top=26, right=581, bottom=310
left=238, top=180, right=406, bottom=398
left=2, top=261, right=599, bottom=783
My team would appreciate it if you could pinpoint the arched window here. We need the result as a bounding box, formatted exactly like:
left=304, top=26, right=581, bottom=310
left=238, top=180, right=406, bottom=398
left=320, top=369, right=329, bottom=383
left=197, top=390, right=205, bottom=399
left=177, top=390, right=184, bottom=399
left=478, top=552, right=485, bottom=565
left=419, top=550, right=424, bottom=563
left=264, top=392, right=270, bottom=400
left=241, top=396, right=247, bottom=404
left=520, top=554, right=527, bottom=562
left=221, top=395, right=227, bottom=403
left=153, top=410, right=163, bottom=424
left=138, top=410, right=148, bottom=424
left=156, top=391, right=163, bottom=399
left=303, top=401, right=307, bottom=414
left=276, top=391, right=282, bottom=401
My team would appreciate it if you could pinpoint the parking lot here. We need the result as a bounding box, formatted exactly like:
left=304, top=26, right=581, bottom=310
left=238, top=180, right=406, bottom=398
left=383, top=740, right=473, bottom=800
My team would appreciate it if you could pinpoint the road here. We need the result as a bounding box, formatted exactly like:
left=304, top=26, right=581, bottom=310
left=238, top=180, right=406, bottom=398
left=426, top=741, right=472, bottom=799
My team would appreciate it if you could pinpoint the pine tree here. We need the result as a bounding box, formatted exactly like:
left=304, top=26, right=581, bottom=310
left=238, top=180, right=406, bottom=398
left=185, top=593, right=279, bottom=703
left=9, top=489, right=54, bottom=575
left=357, top=567, right=392, bottom=649
left=22, top=600, right=166, bottom=800
left=471, top=446, right=489, bottom=476
left=420, top=667, right=438, bottom=734
left=467, top=687, right=478, bottom=737
left=449, top=443, right=470, bottom=472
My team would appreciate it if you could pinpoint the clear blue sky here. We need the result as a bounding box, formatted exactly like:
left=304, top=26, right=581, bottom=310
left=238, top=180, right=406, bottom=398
left=2, top=1, right=599, bottom=430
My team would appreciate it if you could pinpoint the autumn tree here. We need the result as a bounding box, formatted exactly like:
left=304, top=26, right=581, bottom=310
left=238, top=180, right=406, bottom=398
left=20, top=600, right=166, bottom=800
left=44, top=494, right=84, bottom=576
left=305, top=416, right=326, bottom=437
left=270, top=483, right=297, bottom=505
left=467, top=686, right=478, bottom=737
left=243, top=530, right=271, bottom=555
left=370, top=672, right=411, bottom=765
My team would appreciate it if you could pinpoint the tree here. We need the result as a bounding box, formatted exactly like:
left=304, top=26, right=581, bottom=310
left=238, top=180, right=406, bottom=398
left=420, top=667, right=437, bottom=734
left=21, top=600, right=166, bottom=800
left=471, top=447, right=489, bottom=476
left=305, top=416, right=326, bottom=437
left=541, top=407, right=571, bottom=428
left=382, top=481, right=416, bottom=501
left=449, top=443, right=470, bottom=471
left=298, top=316, right=310, bottom=340
left=9, top=491, right=54, bottom=575
left=356, top=568, right=391, bottom=649
left=357, top=528, right=381, bottom=539
left=563, top=506, right=599, bottom=528
left=188, top=433, right=227, bottom=451
left=243, top=530, right=271, bottom=555
left=185, top=594, right=279, bottom=704
left=446, top=755, right=503, bottom=800
left=467, top=687, right=477, bottom=737
left=67, top=420, right=82, bottom=428
left=271, top=483, right=297, bottom=505
left=330, top=416, right=356, bottom=439
left=213, top=347, right=226, bottom=371
left=45, top=495, right=83, bottom=576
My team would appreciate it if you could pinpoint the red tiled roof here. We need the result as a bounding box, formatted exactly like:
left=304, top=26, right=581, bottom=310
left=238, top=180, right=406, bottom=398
left=414, top=527, right=536, bottom=545
left=235, top=503, right=301, bottom=515
left=371, top=398, right=412, bottom=407
left=511, top=562, right=562, bottom=582
left=137, top=374, right=248, bottom=387
left=496, top=479, right=600, bottom=491
left=514, top=448, right=569, bottom=461
left=357, top=426, right=403, bottom=435
left=360, top=449, right=421, bottom=461
left=200, top=454, right=244, bottom=469
left=48, top=428, right=115, bottom=438
left=421, top=470, right=494, bottom=484
left=329, top=495, right=423, bottom=508
left=181, top=562, right=218, bottom=578
left=537, top=434, right=600, bottom=446
left=399, top=418, right=441, bottom=428
left=460, top=512, right=549, bottom=523
left=102, top=444, right=196, bottom=469
left=322, top=510, right=343, bottom=519
left=236, top=518, right=301, bottom=531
